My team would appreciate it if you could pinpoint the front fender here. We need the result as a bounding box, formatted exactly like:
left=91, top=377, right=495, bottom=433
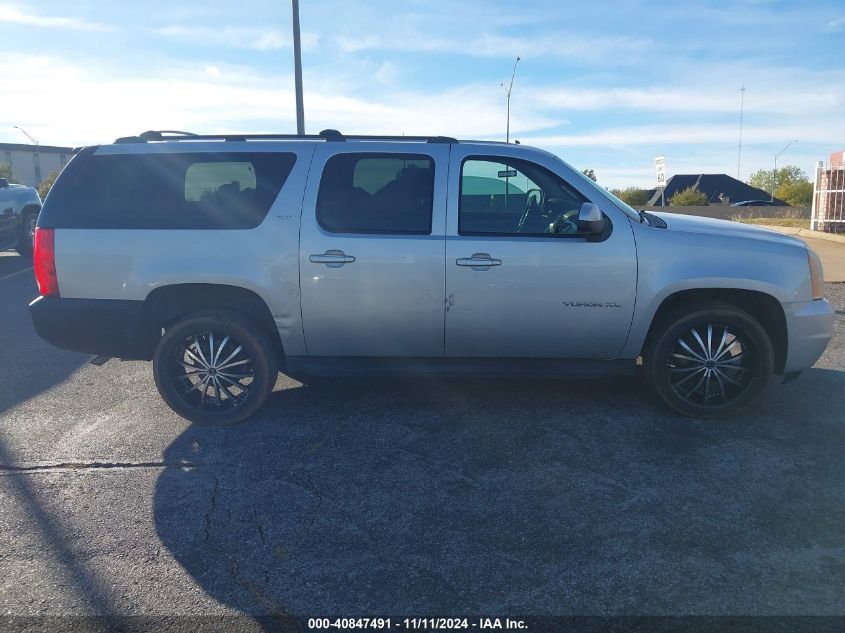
left=620, top=222, right=811, bottom=359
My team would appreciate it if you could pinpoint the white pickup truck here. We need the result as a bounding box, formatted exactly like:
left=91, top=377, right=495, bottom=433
left=0, top=177, right=41, bottom=255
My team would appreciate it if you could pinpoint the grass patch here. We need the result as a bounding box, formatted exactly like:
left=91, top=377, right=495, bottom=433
left=734, top=217, right=809, bottom=228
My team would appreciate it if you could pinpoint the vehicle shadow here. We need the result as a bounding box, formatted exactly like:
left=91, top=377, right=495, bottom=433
left=0, top=251, right=33, bottom=279
left=154, top=366, right=845, bottom=620
left=0, top=270, right=87, bottom=416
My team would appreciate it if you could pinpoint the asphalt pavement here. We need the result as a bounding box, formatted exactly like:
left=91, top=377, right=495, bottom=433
left=1, top=250, right=844, bottom=627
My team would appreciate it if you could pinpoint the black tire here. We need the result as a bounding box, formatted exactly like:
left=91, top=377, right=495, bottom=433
left=153, top=310, right=278, bottom=425
left=644, top=302, right=774, bottom=418
left=15, top=210, right=37, bottom=257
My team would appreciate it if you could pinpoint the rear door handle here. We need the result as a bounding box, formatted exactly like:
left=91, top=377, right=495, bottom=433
left=456, top=253, right=502, bottom=269
left=309, top=250, right=356, bottom=267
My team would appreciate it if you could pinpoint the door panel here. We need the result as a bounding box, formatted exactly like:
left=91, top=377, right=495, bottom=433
left=299, top=144, right=449, bottom=357
left=445, top=148, right=637, bottom=359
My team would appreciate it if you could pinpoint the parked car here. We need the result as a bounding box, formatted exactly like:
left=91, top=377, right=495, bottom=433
left=29, top=130, right=834, bottom=423
left=730, top=200, right=778, bottom=207
left=0, top=178, right=41, bottom=255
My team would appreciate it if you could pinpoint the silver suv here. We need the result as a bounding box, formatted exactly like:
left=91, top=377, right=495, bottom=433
left=29, top=130, right=834, bottom=424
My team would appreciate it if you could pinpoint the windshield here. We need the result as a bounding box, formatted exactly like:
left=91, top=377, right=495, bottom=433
left=555, top=156, right=643, bottom=222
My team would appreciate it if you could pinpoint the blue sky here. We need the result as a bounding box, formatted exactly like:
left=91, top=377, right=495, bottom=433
left=1, top=0, right=843, bottom=188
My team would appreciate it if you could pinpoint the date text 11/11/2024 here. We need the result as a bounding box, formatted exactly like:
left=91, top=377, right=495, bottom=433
left=307, top=617, right=528, bottom=630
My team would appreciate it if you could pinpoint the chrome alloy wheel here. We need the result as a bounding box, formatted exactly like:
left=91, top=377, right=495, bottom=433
left=27, top=214, right=37, bottom=246
left=169, top=331, right=255, bottom=412
left=666, top=323, right=754, bottom=406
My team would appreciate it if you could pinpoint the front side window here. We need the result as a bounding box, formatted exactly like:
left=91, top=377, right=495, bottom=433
left=459, top=157, right=588, bottom=236
left=317, top=153, right=434, bottom=234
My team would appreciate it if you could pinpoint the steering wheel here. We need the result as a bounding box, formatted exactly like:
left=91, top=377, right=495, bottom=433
left=547, top=210, right=579, bottom=234
left=517, top=188, right=545, bottom=233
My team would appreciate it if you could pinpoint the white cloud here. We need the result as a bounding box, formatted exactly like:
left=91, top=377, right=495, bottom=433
left=530, top=86, right=840, bottom=115
left=374, top=61, right=400, bottom=85
left=0, top=4, right=116, bottom=31
left=826, top=17, right=845, bottom=32
left=524, top=121, right=845, bottom=148
left=335, top=31, right=651, bottom=64
left=0, top=55, right=554, bottom=147
left=154, top=25, right=319, bottom=52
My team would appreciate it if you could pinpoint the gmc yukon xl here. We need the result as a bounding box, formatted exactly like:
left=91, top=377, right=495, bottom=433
left=29, top=130, right=834, bottom=424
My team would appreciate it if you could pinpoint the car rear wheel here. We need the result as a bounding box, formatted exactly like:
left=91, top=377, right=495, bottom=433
left=644, top=303, right=774, bottom=418
left=16, top=211, right=37, bottom=256
left=153, top=311, right=278, bottom=425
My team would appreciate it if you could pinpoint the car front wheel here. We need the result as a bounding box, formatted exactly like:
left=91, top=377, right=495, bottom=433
left=16, top=211, right=37, bottom=256
left=644, top=303, right=774, bottom=418
left=153, top=311, right=278, bottom=425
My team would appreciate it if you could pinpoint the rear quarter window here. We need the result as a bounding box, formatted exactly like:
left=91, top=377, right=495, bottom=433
left=39, top=151, right=296, bottom=230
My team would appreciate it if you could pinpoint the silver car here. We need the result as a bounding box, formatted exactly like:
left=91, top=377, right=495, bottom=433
left=29, top=130, right=834, bottom=424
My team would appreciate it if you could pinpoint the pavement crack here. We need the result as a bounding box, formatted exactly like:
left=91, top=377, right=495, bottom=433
left=0, top=460, right=201, bottom=474
left=252, top=503, right=267, bottom=544
left=202, top=475, right=221, bottom=544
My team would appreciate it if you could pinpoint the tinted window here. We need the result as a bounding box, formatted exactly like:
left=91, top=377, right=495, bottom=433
left=47, top=152, right=295, bottom=229
left=317, top=153, right=434, bottom=234
left=459, top=157, right=588, bottom=236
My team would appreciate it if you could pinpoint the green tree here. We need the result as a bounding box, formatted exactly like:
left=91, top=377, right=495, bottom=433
left=0, top=163, right=14, bottom=182
left=775, top=180, right=813, bottom=207
left=581, top=168, right=597, bottom=182
left=617, top=187, right=650, bottom=206
left=748, top=165, right=807, bottom=196
left=38, top=170, right=61, bottom=200
left=670, top=186, right=709, bottom=206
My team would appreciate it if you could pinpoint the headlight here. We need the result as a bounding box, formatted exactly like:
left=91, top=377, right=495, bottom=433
left=807, top=248, right=825, bottom=300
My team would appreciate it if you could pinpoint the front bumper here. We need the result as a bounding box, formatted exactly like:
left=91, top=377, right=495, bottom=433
left=29, top=295, right=158, bottom=360
left=782, top=298, right=835, bottom=374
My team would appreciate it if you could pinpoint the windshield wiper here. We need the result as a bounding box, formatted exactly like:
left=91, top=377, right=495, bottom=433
left=637, top=209, right=649, bottom=225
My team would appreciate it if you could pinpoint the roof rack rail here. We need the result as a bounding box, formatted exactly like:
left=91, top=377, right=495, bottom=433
left=113, top=130, right=459, bottom=144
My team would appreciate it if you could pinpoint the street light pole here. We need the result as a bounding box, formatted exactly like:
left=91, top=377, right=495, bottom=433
left=772, top=139, right=797, bottom=202
left=501, top=56, right=520, bottom=143
left=13, top=125, right=40, bottom=185
left=291, top=0, right=305, bottom=135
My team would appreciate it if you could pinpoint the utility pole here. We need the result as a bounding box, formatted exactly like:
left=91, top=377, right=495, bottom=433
left=772, top=139, right=797, bottom=202
left=291, top=0, right=305, bottom=135
left=501, top=56, right=520, bottom=143
left=737, top=85, right=745, bottom=180
left=13, top=125, right=40, bottom=185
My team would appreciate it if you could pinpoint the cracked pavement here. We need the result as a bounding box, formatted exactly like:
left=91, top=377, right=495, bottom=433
left=1, top=250, right=845, bottom=623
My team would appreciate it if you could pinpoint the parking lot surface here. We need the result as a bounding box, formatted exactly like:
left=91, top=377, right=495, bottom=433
left=1, top=250, right=844, bottom=623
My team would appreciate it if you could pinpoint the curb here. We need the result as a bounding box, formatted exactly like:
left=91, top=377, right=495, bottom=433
left=755, top=225, right=845, bottom=245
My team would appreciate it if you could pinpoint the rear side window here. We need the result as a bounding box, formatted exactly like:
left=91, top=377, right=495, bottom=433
left=43, top=151, right=295, bottom=229
left=317, top=153, right=434, bottom=234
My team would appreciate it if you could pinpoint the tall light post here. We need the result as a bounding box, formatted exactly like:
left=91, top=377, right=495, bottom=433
left=501, top=56, right=520, bottom=143
left=772, top=139, right=797, bottom=202
left=13, top=125, right=40, bottom=185
left=737, top=85, right=745, bottom=180
left=291, top=0, right=305, bottom=135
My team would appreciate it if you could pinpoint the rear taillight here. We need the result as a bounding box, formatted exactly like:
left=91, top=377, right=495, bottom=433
left=33, top=227, right=59, bottom=297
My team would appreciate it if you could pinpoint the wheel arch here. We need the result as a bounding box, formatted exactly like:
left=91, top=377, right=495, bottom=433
left=640, top=288, right=788, bottom=374
left=21, top=203, right=41, bottom=218
left=144, top=283, right=285, bottom=363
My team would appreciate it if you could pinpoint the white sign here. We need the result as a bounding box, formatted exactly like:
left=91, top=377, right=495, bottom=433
left=655, top=155, right=666, bottom=188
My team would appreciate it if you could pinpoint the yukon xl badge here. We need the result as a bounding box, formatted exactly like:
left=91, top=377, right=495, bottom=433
left=562, top=301, right=622, bottom=308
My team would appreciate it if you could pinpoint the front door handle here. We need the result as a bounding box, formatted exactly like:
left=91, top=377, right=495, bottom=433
left=456, top=253, right=502, bottom=269
left=309, top=250, right=356, bottom=267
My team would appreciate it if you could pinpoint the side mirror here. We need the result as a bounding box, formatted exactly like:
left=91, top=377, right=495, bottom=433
left=577, top=202, right=605, bottom=235
left=0, top=178, right=8, bottom=188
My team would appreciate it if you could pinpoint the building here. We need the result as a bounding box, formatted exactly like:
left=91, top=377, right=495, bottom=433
left=811, top=152, right=845, bottom=233
left=0, top=142, right=73, bottom=188
left=647, top=174, right=785, bottom=206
